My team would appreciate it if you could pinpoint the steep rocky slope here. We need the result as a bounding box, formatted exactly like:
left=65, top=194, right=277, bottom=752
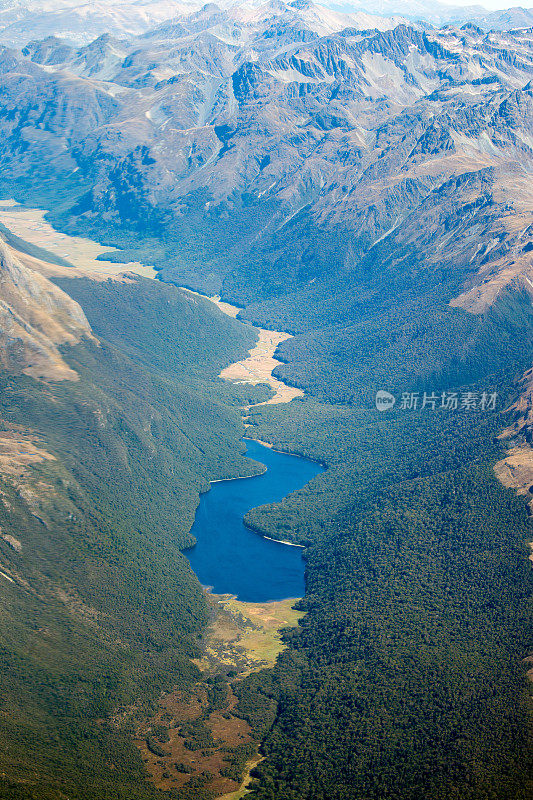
left=1, top=5, right=533, bottom=800
left=1, top=6, right=531, bottom=312
left=0, top=240, right=91, bottom=379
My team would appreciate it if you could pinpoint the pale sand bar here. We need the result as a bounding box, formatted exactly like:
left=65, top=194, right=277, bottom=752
left=0, top=200, right=156, bottom=279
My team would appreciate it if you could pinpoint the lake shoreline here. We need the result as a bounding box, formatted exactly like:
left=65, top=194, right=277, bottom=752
left=185, top=438, right=322, bottom=602
left=188, top=439, right=315, bottom=553
left=243, top=436, right=328, bottom=469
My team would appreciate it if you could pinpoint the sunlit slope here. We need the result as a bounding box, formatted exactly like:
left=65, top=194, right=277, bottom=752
left=0, top=273, right=263, bottom=800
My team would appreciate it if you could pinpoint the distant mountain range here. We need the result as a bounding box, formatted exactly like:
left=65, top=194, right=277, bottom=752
left=329, top=1, right=533, bottom=29
left=3, top=0, right=531, bottom=321
left=0, top=0, right=533, bottom=47
left=1, top=2, right=533, bottom=800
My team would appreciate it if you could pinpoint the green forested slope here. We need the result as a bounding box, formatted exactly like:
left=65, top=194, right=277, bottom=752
left=2, top=177, right=533, bottom=799
left=240, top=397, right=533, bottom=798
left=0, top=276, right=264, bottom=800
left=234, top=272, right=533, bottom=797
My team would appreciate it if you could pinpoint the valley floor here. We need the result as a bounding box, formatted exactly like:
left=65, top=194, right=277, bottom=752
left=0, top=195, right=532, bottom=800
left=0, top=199, right=157, bottom=279
left=0, top=201, right=312, bottom=800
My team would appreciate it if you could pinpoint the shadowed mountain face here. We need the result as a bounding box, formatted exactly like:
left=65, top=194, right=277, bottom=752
left=2, top=6, right=533, bottom=800
left=2, top=5, right=532, bottom=316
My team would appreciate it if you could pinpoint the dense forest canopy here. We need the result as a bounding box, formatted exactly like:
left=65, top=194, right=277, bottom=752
left=0, top=3, right=532, bottom=799
left=0, top=276, right=267, bottom=799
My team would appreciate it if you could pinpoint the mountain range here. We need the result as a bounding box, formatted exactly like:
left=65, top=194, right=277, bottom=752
left=3, top=1, right=532, bottom=319
left=1, top=1, right=533, bottom=799
left=0, top=0, right=533, bottom=47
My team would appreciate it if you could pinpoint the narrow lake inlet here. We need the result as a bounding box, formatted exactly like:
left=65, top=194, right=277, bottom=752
left=185, top=439, right=323, bottom=602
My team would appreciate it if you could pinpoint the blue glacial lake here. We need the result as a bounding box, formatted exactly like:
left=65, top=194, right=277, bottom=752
left=185, top=438, right=323, bottom=602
